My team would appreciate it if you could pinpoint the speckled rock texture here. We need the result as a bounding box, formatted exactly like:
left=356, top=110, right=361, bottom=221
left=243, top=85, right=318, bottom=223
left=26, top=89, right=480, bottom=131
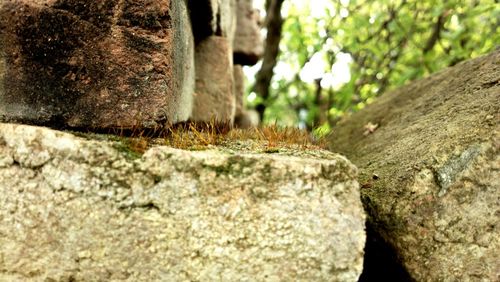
left=0, top=123, right=365, bottom=281
left=0, top=0, right=194, bottom=128
left=330, top=50, right=500, bottom=281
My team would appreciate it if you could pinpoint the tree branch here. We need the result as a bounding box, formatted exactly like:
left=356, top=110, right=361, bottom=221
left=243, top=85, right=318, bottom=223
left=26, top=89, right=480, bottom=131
left=254, top=0, right=286, bottom=121
left=423, top=12, right=446, bottom=54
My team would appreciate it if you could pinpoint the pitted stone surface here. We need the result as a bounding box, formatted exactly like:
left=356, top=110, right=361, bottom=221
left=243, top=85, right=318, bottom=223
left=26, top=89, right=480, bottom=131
left=0, top=123, right=366, bottom=281
left=0, top=0, right=194, bottom=128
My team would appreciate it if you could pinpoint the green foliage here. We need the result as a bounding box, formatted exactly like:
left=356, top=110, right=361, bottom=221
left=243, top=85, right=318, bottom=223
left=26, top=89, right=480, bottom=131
left=250, top=0, right=499, bottom=130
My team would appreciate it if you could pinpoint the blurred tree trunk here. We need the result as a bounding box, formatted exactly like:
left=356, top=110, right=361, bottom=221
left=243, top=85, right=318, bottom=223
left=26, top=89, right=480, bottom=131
left=312, top=78, right=332, bottom=129
left=254, top=0, right=285, bottom=122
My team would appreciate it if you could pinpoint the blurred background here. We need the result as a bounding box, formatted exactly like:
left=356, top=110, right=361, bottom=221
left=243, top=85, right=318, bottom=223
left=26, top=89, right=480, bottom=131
left=244, top=0, right=499, bottom=134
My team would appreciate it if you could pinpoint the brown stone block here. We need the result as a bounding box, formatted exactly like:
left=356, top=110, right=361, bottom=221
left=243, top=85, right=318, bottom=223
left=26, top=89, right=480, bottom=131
left=188, top=0, right=236, bottom=43
left=235, top=109, right=259, bottom=129
left=191, top=36, right=235, bottom=123
left=232, top=64, right=260, bottom=128
left=0, top=0, right=194, bottom=129
left=233, top=0, right=263, bottom=65
left=233, top=64, right=244, bottom=116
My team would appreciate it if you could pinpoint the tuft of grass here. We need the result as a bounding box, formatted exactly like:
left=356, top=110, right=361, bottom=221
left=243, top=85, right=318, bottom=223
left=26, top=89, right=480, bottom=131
left=84, top=120, right=329, bottom=155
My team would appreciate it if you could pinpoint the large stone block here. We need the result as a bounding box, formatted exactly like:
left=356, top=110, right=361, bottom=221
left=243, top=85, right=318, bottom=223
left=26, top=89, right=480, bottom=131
left=233, top=64, right=259, bottom=128
left=0, top=122, right=366, bottom=281
left=219, top=0, right=237, bottom=43
left=188, top=0, right=236, bottom=43
left=233, top=0, right=263, bottom=65
left=330, top=50, right=500, bottom=281
left=0, top=0, right=194, bottom=128
left=191, top=36, right=235, bottom=123
left=234, top=64, right=245, bottom=116
left=188, top=0, right=218, bottom=39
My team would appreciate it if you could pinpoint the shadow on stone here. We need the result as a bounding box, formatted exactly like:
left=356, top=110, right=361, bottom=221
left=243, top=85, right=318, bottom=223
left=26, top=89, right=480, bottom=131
left=359, top=223, right=414, bottom=282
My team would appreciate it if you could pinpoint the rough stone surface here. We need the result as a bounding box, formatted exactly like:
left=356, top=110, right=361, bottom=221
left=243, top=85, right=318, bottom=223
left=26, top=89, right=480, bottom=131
left=330, top=50, right=500, bottom=281
left=233, top=0, right=263, bottom=65
left=219, top=0, right=237, bottom=44
left=192, top=36, right=236, bottom=123
left=0, top=0, right=194, bottom=128
left=188, top=0, right=218, bottom=40
left=0, top=122, right=366, bottom=281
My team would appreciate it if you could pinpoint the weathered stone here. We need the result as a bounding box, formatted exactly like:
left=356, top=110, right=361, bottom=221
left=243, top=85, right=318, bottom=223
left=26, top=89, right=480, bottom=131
left=330, top=50, right=500, bottom=281
left=0, top=0, right=194, bottom=128
left=188, top=0, right=236, bottom=43
left=220, top=0, right=237, bottom=44
left=191, top=36, right=235, bottom=123
left=0, top=122, right=365, bottom=281
left=188, top=0, right=217, bottom=40
left=235, top=109, right=260, bottom=129
left=233, top=0, right=263, bottom=65
left=234, top=64, right=245, bottom=116
left=233, top=65, right=260, bottom=128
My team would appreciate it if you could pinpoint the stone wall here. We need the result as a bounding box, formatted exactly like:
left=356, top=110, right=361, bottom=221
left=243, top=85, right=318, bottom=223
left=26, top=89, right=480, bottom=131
left=189, top=0, right=262, bottom=127
left=0, top=0, right=262, bottom=129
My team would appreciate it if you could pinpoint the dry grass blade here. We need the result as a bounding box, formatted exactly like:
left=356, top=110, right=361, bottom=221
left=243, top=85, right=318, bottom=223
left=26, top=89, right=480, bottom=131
left=91, top=119, right=328, bottom=155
